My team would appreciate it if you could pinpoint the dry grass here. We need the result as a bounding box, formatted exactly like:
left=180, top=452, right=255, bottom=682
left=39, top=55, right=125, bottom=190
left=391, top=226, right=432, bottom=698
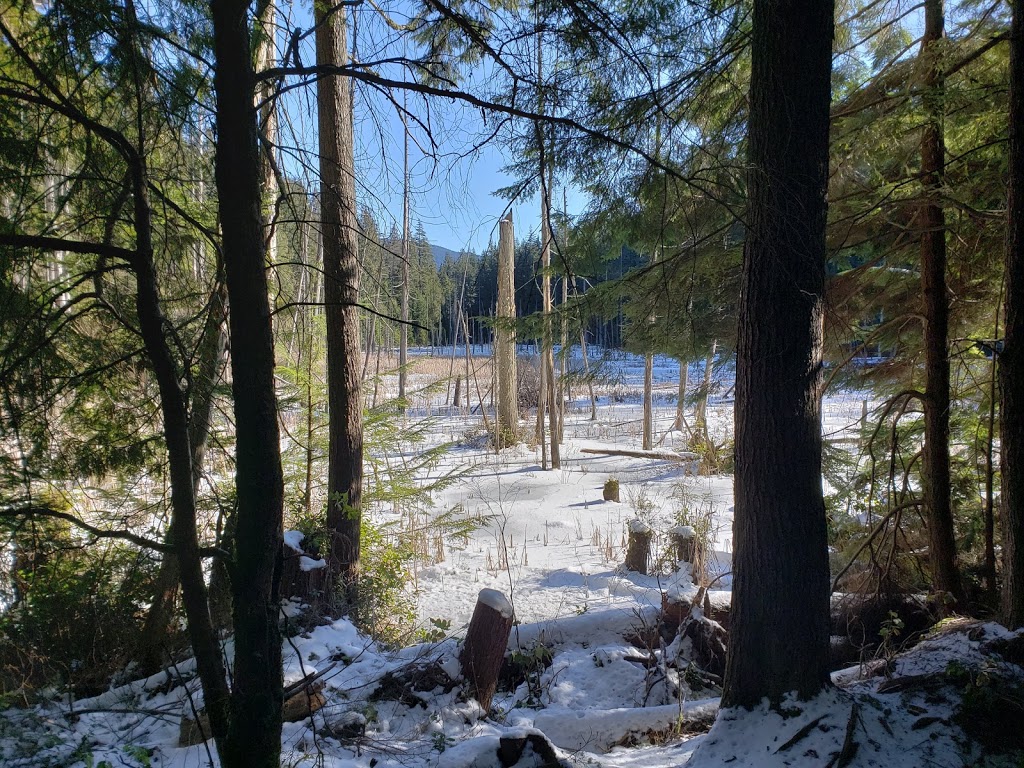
left=372, top=352, right=496, bottom=386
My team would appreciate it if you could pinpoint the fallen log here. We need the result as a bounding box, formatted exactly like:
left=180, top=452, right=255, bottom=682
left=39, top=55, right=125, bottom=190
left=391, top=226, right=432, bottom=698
left=581, top=447, right=699, bottom=461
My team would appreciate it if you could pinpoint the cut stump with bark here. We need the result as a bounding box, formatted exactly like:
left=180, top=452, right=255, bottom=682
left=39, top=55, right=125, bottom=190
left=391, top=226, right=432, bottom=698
left=625, top=519, right=652, bottom=575
left=460, top=588, right=514, bottom=711
left=670, top=524, right=700, bottom=584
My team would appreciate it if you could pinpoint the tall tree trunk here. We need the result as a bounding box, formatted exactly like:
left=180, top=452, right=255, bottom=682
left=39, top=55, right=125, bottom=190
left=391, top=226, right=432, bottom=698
left=495, top=215, right=519, bottom=446
left=116, top=2, right=232, bottom=745
left=1001, top=0, right=1024, bottom=629
left=642, top=352, right=654, bottom=450
left=919, top=0, right=963, bottom=605
left=674, top=359, right=688, bottom=431
left=316, top=0, right=363, bottom=609
left=723, top=0, right=834, bottom=709
left=211, top=1, right=285, bottom=764
left=559, top=269, right=568, bottom=442
left=131, top=163, right=230, bottom=749
left=399, top=95, right=410, bottom=407
left=537, top=19, right=559, bottom=469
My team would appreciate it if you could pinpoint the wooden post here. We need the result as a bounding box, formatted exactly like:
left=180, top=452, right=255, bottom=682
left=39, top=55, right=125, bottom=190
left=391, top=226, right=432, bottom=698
left=625, top=519, right=652, bottom=575
left=460, top=589, right=514, bottom=712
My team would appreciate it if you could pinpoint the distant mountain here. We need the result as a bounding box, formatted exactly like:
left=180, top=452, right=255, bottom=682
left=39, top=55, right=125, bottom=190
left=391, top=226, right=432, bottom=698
left=430, top=243, right=470, bottom=268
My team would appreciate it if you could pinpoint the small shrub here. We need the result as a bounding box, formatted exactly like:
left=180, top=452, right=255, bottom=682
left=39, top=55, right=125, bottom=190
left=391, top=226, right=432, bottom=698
left=0, top=515, right=157, bottom=696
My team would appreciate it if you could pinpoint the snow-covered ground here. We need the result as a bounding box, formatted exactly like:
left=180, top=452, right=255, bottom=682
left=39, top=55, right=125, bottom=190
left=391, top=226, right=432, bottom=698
left=2, top=349, right=1021, bottom=767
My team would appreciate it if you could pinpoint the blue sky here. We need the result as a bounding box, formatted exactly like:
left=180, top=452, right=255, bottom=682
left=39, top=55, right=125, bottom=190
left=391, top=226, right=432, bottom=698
left=273, top=0, right=587, bottom=255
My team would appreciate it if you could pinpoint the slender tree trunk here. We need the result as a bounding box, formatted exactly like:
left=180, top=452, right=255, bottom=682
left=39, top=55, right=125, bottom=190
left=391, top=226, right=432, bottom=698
left=399, top=95, right=410, bottom=406
left=131, top=168, right=230, bottom=747
left=495, top=215, right=519, bottom=446
left=559, top=271, right=568, bottom=441
left=138, top=270, right=228, bottom=672
left=696, top=340, right=717, bottom=443
left=674, top=359, right=688, bottom=431
left=316, top=0, right=363, bottom=608
left=723, top=0, right=834, bottom=709
left=572, top=278, right=598, bottom=420
left=535, top=339, right=548, bottom=467
left=537, top=19, right=559, bottom=469
left=211, top=2, right=285, bottom=764
left=919, top=0, right=963, bottom=605
left=643, top=352, right=654, bottom=450
left=1001, top=0, right=1024, bottom=629
left=543, top=177, right=559, bottom=467
left=115, top=4, right=231, bottom=746
left=255, top=0, right=278, bottom=265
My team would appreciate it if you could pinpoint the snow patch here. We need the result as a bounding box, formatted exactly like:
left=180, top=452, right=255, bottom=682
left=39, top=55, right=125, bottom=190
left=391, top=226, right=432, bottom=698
left=477, top=588, right=514, bottom=618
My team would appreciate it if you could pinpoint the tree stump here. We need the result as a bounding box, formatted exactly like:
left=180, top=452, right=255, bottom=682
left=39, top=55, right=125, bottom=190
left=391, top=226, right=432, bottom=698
left=670, top=524, right=701, bottom=584
left=624, top=519, right=652, bottom=575
left=670, top=524, right=696, bottom=564
left=460, top=589, right=514, bottom=711
left=280, top=532, right=328, bottom=605
left=603, top=477, right=620, bottom=502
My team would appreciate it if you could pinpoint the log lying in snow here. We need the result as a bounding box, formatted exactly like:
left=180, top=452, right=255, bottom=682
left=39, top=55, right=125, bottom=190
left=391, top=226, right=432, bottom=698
left=460, top=588, right=514, bottom=711
left=580, top=447, right=699, bottom=462
left=532, top=699, right=720, bottom=753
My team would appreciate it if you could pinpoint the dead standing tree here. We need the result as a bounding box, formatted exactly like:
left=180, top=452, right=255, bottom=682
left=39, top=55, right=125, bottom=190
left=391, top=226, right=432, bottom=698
left=495, top=215, right=520, bottom=446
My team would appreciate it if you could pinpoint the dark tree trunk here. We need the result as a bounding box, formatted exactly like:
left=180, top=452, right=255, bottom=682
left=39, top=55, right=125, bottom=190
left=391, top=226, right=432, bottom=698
left=131, top=168, right=231, bottom=747
left=723, top=0, right=834, bottom=709
left=211, top=2, right=285, bottom=765
left=138, top=273, right=227, bottom=674
left=919, top=0, right=963, bottom=606
left=316, top=0, right=363, bottom=610
left=1002, top=0, right=1024, bottom=629
left=117, top=5, right=230, bottom=738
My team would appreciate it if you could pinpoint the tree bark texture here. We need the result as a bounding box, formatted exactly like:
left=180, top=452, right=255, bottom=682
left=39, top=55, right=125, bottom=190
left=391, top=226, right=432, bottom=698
left=316, top=0, right=363, bottom=608
left=723, top=0, right=834, bottom=709
left=919, top=0, right=963, bottom=605
left=211, top=1, right=286, bottom=765
left=495, top=215, right=519, bottom=446
left=1002, top=0, right=1024, bottom=629
left=460, top=590, right=514, bottom=712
